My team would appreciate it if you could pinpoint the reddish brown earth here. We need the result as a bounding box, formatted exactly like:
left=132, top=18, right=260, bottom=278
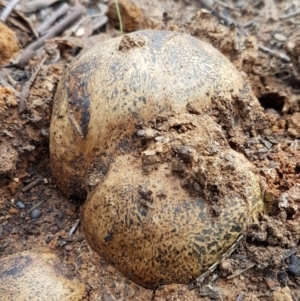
left=0, top=0, right=300, bottom=300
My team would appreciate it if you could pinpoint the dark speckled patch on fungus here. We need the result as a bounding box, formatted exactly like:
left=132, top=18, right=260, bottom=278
left=0, top=256, right=32, bottom=279
left=104, top=233, right=113, bottom=242
left=67, top=63, right=91, bottom=139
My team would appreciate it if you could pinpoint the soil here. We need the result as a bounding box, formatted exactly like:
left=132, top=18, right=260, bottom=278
left=0, top=0, right=300, bottom=300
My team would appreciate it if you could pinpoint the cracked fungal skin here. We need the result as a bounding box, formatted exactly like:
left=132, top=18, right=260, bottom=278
left=50, top=30, right=264, bottom=288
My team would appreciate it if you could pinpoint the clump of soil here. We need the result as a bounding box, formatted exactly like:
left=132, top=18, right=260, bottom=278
left=0, top=22, right=19, bottom=65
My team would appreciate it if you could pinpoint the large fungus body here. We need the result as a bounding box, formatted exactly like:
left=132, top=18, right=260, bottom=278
left=50, top=30, right=264, bottom=288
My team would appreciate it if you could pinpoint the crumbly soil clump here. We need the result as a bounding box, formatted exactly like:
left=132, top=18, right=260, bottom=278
left=0, top=22, right=19, bottom=65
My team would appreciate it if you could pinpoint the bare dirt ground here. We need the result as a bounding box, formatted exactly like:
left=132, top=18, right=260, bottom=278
left=1, top=0, right=300, bottom=300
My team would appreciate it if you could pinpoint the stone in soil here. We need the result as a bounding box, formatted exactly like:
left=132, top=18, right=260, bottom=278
left=31, top=209, right=42, bottom=219
left=16, top=200, right=26, bottom=209
left=287, top=255, right=300, bottom=276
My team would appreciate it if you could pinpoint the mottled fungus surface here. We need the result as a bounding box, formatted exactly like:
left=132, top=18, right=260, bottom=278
left=50, top=30, right=264, bottom=288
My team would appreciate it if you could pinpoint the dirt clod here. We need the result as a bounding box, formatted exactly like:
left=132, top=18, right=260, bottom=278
left=199, top=285, right=222, bottom=300
left=271, top=286, right=293, bottom=301
left=0, top=141, right=18, bottom=187
left=0, top=22, right=19, bottom=65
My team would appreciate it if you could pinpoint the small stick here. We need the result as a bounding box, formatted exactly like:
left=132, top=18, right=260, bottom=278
left=0, top=0, right=20, bottom=22
left=92, top=15, right=108, bottom=31
left=280, top=9, right=300, bottom=20
left=21, top=0, right=60, bottom=14
left=22, top=177, right=44, bottom=192
left=69, top=219, right=80, bottom=236
left=25, top=199, right=47, bottom=215
left=19, top=55, right=47, bottom=113
left=258, top=44, right=291, bottom=63
left=3, top=130, right=14, bottom=138
left=6, top=72, right=18, bottom=88
left=71, top=13, right=106, bottom=34
left=19, top=4, right=85, bottom=67
left=195, top=235, right=244, bottom=287
left=37, top=2, right=70, bottom=35
left=8, top=9, right=39, bottom=38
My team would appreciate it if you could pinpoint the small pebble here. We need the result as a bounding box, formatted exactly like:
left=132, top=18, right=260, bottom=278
left=278, top=271, right=289, bottom=285
left=274, top=33, right=287, bottom=42
left=0, top=224, right=3, bottom=239
left=15, top=200, right=25, bottom=209
left=57, top=238, right=67, bottom=247
left=65, top=244, right=74, bottom=251
left=9, top=208, right=18, bottom=215
left=155, top=136, right=164, bottom=142
left=31, top=209, right=42, bottom=219
left=137, top=129, right=146, bottom=137
left=288, top=255, right=300, bottom=276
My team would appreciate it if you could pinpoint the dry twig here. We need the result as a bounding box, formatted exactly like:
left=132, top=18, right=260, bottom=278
left=69, top=219, right=80, bottom=236
left=22, top=176, right=44, bottom=192
left=71, top=13, right=107, bottom=37
left=19, top=3, right=85, bottom=67
left=280, top=9, right=300, bottom=20
left=92, top=15, right=108, bottom=31
left=6, top=9, right=39, bottom=38
left=19, top=55, right=47, bottom=113
left=21, top=0, right=60, bottom=13
left=6, top=72, right=18, bottom=88
left=258, top=44, right=291, bottom=63
left=25, top=199, right=47, bottom=215
left=0, top=0, right=20, bottom=22
left=37, top=2, right=70, bottom=35
left=194, top=235, right=245, bottom=287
